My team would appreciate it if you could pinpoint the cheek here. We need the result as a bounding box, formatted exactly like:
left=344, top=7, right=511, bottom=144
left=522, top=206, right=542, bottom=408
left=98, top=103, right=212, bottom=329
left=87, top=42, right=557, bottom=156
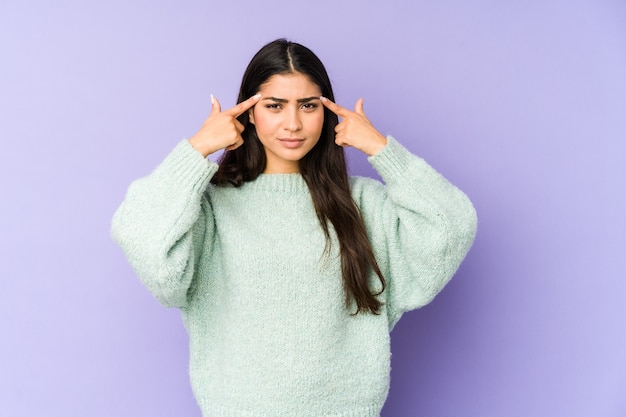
left=252, top=111, right=275, bottom=136
left=311, top=112, right=324, bottom=134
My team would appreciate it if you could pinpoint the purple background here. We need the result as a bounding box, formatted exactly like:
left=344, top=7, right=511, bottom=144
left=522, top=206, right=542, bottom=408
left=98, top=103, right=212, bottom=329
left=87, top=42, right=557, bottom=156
left=2, top=1, right=625, bottom=416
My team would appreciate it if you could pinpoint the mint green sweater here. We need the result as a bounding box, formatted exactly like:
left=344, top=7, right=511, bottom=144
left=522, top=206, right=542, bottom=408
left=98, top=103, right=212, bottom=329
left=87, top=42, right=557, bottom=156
left=111, top=136, right=477, bottom=417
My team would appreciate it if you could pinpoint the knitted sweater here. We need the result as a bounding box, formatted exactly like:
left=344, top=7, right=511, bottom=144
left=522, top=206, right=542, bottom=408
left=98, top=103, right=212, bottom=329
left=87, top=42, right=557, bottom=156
left=111, top=136, right=477, bottom=417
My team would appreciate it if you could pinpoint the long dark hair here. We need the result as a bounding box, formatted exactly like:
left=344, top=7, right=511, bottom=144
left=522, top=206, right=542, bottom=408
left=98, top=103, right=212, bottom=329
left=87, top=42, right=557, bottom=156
left=211, top=39, right=385, bottom=314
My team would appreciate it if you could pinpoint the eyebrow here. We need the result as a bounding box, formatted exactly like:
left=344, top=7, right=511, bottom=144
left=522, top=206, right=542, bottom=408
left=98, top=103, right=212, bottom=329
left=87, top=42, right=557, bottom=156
left=263, top=96, right=320, bottom=103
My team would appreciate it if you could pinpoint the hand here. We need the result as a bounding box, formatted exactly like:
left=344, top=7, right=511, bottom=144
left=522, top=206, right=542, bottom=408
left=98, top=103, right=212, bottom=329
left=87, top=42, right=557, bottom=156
left=321, top=97, right=387, bottom=156
left=189, top=93, right=261, bottom=157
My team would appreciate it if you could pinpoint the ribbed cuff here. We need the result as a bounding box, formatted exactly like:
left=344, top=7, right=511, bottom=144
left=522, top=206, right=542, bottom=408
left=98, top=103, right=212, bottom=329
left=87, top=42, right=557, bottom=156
left=367, top=136, right=419, bottom=183
left=157, top=139, right=218, bottom=193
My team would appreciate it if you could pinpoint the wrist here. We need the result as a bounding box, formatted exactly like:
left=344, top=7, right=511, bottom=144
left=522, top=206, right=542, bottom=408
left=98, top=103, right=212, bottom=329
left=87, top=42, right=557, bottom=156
left=366, top=134, right=388, bottom=156
left=188, top=137, right=213, bottom=158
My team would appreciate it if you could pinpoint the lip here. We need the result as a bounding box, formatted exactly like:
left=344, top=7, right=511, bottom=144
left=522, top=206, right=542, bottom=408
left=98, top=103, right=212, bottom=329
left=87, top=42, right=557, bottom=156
left=278, top=138, right=305, bottom=149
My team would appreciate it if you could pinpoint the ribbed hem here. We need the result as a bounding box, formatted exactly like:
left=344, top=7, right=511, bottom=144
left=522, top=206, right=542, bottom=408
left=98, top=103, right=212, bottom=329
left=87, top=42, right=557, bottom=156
left=368, top=135, right=421, bottom=183
left=157, top=139, right=218, bottom=193
left=199, top=402, right=382, bottom=417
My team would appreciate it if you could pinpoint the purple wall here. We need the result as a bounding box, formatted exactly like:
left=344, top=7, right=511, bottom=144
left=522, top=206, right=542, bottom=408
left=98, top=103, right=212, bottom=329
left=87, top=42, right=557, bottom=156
left=2, top=1, right=625, bottom=416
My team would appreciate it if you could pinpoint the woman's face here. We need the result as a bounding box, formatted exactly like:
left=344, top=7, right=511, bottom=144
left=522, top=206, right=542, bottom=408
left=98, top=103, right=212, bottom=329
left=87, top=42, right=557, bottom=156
left=249, top=72, right=324, bottom=173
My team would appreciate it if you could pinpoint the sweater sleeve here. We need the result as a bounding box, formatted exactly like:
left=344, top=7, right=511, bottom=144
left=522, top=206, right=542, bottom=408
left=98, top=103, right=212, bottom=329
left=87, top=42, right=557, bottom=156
left=352, top=136, right=477, bottom=330
left=111, top=140, right=218, bottom=308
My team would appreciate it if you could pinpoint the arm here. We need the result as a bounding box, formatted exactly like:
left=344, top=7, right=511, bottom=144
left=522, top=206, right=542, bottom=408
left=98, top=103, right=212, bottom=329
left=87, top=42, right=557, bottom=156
left=322, top=97, right=477, bottom=329
left=111, top=93, right=261, bottom=308
left=111, top=140, right=217, bottom=308
left=353, top=137, right=477, bottom=329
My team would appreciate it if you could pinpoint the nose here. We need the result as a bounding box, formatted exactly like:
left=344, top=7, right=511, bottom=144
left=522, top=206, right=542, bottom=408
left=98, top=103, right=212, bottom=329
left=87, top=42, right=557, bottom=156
left=283, top=107, right=302, bottom=132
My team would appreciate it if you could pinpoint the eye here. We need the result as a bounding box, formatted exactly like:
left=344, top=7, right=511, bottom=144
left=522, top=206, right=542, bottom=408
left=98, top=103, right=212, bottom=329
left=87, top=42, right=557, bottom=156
left=301, top=103, right=319, bottom=111
left=265, top=103, right=282, bottom=110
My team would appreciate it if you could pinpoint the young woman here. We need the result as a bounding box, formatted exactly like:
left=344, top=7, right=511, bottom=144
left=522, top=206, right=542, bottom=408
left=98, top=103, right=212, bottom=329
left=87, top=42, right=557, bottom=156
left=112, top=39, right=477, bottom=417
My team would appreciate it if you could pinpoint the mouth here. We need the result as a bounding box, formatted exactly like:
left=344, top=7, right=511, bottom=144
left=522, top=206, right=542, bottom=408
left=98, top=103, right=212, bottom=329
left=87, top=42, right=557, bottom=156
left=278, top=138, right=305, bottom=149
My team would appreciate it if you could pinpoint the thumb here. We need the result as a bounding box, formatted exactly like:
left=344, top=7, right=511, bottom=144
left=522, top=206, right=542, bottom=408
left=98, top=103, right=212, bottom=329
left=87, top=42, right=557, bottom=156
left=210, top=94, right=221, bottom=115
left=354, top=98, right=365, bottom=116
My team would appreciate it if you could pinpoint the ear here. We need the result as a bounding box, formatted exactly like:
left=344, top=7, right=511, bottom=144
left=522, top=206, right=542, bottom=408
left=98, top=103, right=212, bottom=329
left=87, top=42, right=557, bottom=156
left=248, top=108, right=256, bottom=125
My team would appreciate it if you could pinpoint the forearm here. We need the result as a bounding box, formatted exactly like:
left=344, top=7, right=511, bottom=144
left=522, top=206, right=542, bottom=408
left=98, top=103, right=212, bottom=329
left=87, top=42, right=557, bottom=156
left=111, top=140, right=218, bottom=307
left=363, top=136, right=477, bottom=324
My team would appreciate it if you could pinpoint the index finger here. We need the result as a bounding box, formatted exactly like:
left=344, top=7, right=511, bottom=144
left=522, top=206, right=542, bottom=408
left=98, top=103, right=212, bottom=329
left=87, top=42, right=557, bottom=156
left=225, top=93, right=262, bottom=117
left=320, top=96, right=352, bottom=118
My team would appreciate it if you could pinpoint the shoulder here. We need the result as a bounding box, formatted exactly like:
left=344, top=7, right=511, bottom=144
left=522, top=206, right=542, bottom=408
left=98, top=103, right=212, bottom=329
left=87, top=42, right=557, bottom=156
left=349, top=175, right=383, bottom=193
left=349, top=176, right=387, bottom=213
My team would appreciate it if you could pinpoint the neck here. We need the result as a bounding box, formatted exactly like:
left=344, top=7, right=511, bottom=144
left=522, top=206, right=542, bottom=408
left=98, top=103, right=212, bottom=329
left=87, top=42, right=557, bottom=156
left=263, top=160, right=300, bottom=174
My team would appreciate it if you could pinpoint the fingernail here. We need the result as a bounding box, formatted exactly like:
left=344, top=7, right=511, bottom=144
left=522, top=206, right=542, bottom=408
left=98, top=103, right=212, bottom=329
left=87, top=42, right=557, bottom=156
left=210, top=94, right=215, bottom=104
left=253, top=93, right=261, bottom=100
left=320, top=96, right=327, bottom=101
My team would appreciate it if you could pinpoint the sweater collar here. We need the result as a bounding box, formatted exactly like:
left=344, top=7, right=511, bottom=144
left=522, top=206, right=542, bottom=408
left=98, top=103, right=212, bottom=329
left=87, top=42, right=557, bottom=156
left=241, top=173, right=309, bottom=193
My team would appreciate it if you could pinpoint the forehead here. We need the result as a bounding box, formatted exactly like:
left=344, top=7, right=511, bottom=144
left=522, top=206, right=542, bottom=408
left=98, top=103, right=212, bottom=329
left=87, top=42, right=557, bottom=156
left=259, top=73, right=321, bottom=97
